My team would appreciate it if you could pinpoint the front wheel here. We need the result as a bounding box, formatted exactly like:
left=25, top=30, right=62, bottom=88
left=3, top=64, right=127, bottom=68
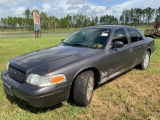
left=139, top=51, right=150, bottom=70
left=73, top=70, right=94, bottom=106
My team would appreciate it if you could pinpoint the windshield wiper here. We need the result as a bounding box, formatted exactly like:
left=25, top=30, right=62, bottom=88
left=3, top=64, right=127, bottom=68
left=70, top=43, right=90, bottom=48
left=62, top=41, right=71, bottom=46
left=62, top=42, right=91, bottom=48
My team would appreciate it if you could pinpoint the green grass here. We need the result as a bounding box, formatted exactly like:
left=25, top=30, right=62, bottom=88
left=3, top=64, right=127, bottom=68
left=0, top=28, right=78, bottom=34
left=0, top=36, right=160, bottom=120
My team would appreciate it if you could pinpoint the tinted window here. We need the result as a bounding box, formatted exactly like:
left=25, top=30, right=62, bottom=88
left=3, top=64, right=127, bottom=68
left=112, top=28, right=128, bottom=45
left=127, top=28, right=143, bottom=43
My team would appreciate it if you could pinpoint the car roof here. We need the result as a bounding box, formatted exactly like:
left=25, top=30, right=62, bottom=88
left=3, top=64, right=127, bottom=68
left=82, top=25, right=135, bottom=30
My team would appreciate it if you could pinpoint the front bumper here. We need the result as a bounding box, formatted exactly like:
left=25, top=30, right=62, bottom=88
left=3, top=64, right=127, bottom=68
left=1, top=70, right=71, bottom=108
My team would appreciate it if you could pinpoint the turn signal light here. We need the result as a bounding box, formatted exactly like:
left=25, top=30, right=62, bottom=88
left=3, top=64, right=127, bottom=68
left=51, top=75, right=66, bottom=83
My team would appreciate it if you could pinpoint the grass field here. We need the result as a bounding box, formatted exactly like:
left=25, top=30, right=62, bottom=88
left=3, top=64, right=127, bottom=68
left=0, top=36, right=160, bottom=120
left=0, top=28, right=78, bottom=34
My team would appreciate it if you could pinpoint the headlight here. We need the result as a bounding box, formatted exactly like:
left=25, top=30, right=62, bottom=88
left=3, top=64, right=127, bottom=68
left=6, top=62, right=9, bottom=71
left=26, top=74, right=66, bottom=87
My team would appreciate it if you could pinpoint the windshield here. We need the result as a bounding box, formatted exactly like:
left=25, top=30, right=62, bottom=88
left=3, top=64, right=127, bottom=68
left=63, top=28, right=110, bottom=49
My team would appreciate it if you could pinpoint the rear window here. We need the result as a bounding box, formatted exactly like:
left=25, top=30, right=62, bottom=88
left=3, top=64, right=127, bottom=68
left=127, top=28, right=143, bottom=43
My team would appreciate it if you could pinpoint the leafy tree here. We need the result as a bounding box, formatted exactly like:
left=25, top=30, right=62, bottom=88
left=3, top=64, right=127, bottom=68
left=144, top=7, right=155, bottom=25
left=155, top=7, right=160, bottom=23
left=95, top=16, right=98, bottom=25
left=100, top=15, right=118, bottom=25
left=24, top=9, right=33, bottom=30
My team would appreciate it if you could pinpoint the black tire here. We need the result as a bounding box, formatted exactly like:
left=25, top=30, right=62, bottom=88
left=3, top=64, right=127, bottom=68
left=73, top=70, right=94, bottom=106
left=139, top=51, right=150, bottom=70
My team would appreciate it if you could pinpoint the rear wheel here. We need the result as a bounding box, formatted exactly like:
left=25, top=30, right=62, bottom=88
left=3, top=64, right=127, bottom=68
left=73, top=70, right=94, bottom=106
left=139, top=51, right=150, bottom=70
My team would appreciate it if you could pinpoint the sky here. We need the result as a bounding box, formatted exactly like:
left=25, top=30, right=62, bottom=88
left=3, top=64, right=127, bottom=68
left=0, top=0, right=160, bottom=19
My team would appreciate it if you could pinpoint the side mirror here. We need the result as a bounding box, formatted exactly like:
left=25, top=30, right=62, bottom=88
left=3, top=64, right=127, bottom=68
left=62, top=39, right=65, bottom=42
left=112, top=41, right=124, bottom=48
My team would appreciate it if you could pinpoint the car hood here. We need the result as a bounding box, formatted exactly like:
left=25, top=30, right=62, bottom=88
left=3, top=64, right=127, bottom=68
left=10, top=45, right=100, bottom=73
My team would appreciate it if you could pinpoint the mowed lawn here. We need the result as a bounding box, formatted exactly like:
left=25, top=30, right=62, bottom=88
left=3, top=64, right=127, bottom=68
left=0, top=36, right=160, bottom=120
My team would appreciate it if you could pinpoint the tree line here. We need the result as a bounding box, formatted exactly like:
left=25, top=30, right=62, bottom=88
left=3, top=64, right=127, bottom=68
left=120, top=7, right=160, bottom=26
left=0, top=7, right=160, bottom=31
left=0, top=9, right=118, bottom=31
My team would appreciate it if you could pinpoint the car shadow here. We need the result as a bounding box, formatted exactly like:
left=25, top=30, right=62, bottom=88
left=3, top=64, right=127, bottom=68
left=6, top=94, right=63, bottom=114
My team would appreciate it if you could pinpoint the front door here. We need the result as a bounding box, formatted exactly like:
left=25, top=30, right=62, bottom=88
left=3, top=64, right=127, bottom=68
left=100, top=28, right=133, bottom=83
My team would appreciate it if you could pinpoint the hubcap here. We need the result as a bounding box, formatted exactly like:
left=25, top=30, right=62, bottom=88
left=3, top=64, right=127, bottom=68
left=86, top=76, right=94, bottom=101
left=144, top=53, right=149, bottom=68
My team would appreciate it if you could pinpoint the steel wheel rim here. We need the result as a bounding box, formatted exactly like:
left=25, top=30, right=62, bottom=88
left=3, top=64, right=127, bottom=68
left=144, top=53, right=149, bottom=68
left=86, top=76, right=94, bottom=101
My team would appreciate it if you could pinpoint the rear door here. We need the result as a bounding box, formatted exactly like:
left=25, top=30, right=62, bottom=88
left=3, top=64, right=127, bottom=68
left=126, top=28, right=146, bottom=66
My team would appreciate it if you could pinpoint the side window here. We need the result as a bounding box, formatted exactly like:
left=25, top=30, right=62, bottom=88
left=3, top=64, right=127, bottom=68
left=136, top=30, right=143, bottom=41
left=113, top=28, right=128, bottom=45
left=127, top=28, right=143, bottom=43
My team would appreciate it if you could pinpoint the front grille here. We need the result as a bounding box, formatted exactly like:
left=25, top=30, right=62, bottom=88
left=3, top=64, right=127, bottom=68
left=8, top=66, right=25, bottom=83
